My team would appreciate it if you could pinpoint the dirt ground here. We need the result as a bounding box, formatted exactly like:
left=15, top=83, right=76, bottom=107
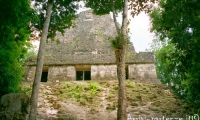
left=21, top=80, right=197, bottom=120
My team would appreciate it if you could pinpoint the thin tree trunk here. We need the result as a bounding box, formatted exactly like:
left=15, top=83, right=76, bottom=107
left=121, top=0, right=128, bottom=36
left=111, top=0, right=120, bottom=34
left=116, top=47, right=127, bottom=120
left=116, top=0, right=129, bottom=120
left=29, top=1, right=54, bottom=120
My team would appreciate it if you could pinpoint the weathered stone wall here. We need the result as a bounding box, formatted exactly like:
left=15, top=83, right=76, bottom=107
left=24, top=64, right=159, bottom=83
left=24, top=11, right=156, bottom=66
left=128, top=64, right=160, bottom=83
left=91, top=65, right=117, bottom=80
left=24, top=66, right=36, bottom=82
left=133, top=52, right=155, bottom=63
left=24, top=10, right=136, bottom=66
left=24, top=10, right=159, bottom=83
left=48, top=66, right=76, bottom=82
left=25, top=52, right=155, bottom=66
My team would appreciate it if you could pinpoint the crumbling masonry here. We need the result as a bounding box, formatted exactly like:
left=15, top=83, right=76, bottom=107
left=24, top=10, right=160, bottom=84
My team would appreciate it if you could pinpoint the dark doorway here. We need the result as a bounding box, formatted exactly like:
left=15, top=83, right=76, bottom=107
left=76, top=71, right=83, bottom=81
left=84, top=71, right=91, bottom=80
left=76, top=71, right=91, bottom=81
left=125, top=65, right=129, bottom=80
left=75, top=65, right=91, bottom=81
left=41, top=71, right=48, bottom=82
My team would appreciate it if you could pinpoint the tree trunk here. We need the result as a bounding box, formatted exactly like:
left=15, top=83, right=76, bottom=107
left=111, top=0, right=120, bottom=34
left=28, top=1, right=54, bottom=120
left=116, top=47, right=127, bottom=120
left=116, top=0, right=129, bottom=120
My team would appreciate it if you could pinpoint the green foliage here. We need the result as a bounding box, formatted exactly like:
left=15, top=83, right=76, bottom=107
left=20, top=83, right=32, bottom=96
left=32, top=0, right=78, bottom=40
left=0, top=0, right=35, bottom=97
left=56, top=39, right=60, bottom=45
left=19, top=81, right=199, bottom=116
left=19, top=44, right=36, bottom=65
left=151, top=41, right=183, bottom=92
left=59, top=82, right=101, bottom=105
left=85, top=0, right=157, bottom=17
left=126, top=81, right=135, bottom=88
left=150, top=0, right=200, bottom=108
left=110, top=34, right=131, bottom=49
left=85, top=0, right=124, bottom=15
left=89, top=82, right=99, bottom=96
left=110, top=34, right=125, bottom=49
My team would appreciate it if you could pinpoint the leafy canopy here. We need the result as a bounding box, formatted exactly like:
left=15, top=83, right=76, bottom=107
left=0, top=0, right=35, bottom=97
left=32, top=0, right=79, bottom=40
left=150, top=0, right=200, bottom=107
left=85, top=0, right=124, bottom=15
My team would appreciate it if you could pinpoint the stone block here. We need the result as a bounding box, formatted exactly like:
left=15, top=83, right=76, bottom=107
left=0, top=93, right=29, bottom=120
left=129, top=64, right=159, bottom=83
left=48, top=66, right=76, bottom=81
left=91, top=65, right=117, bottom=80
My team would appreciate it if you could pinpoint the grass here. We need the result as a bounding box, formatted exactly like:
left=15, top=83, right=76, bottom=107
left=59, top=82, right=102, bottom=106
left=126, top=81, right=135, bottom=88
left=20, top=82, right=32, bottom=96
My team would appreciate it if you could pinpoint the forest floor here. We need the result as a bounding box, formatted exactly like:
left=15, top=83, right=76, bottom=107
left=21, top=80, right=198, bottom=120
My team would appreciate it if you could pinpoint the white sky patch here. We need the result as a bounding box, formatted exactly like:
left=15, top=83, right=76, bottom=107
left=129, top=12, right=154, bottom=52
left=111, top=11, right=154, bottom=52
left=30, top=40, right=40, bottom=53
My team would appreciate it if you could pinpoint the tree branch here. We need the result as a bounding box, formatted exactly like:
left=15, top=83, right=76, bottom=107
left=111, top=0, right=121, bottom=34
left=121, top=0, right=128, bottom=37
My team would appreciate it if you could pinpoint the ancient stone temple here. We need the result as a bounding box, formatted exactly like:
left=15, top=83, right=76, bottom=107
left=24, top=10, right=160, bottom=84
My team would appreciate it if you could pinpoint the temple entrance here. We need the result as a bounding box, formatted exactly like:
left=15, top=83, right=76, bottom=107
left=125, top=65, right=129, bottom=80
left=76, top=71, right=91, bottom=81
left=41, top=72, right=48, bottom=82
left=41, top=66, right=48, bottom=82
left=75, top=65, right=91, bottom=81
